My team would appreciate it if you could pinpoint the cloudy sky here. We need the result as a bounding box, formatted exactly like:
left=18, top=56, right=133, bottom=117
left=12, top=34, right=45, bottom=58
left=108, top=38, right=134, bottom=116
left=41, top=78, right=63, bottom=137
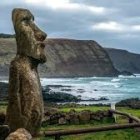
left=1, top=0, right=140, bottom=53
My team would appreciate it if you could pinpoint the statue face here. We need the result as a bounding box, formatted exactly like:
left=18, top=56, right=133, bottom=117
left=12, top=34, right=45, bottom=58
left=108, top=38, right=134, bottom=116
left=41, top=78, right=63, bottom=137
left=12, top=8, right=47, bottom=63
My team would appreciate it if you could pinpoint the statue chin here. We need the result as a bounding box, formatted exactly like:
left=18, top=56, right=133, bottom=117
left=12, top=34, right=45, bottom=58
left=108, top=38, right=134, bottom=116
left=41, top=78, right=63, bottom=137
left=40, top=56, right=47, bottom=63
left=27, top=54, right=46, bottom=64
left=36, top=55, right=47, bottom=64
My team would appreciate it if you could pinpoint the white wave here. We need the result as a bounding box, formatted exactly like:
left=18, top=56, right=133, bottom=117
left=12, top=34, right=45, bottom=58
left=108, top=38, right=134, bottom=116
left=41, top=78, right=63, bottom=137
left=78, top=76, right=97, bottom=80
left=134, top=74, right=140, bottom=78
left=39, top=76, right=140, bottom=104
left=118, top=75, right=136, bottom=78
left=0, top=80, right=8, bottom=83
left=111, top=78, right=120, bottom=82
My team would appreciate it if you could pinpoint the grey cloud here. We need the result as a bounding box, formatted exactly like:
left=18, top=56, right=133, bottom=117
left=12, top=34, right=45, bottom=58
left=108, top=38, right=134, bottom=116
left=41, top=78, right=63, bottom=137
left=0, top=0, right=140, bottom=53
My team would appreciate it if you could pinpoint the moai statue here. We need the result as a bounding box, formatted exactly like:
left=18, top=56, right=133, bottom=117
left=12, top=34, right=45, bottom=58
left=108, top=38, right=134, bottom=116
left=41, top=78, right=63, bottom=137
left=6, top=8, right=47, bottom=136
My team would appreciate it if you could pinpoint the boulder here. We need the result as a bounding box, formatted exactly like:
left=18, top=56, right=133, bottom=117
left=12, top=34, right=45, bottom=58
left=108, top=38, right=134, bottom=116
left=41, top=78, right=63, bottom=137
left=90, top=113, right=101, bottom=121
left=58, top=117, right=67, bottom=125
left=49, top=112, right=65, bottom=125
left=67, top=109, right=79, bottom=124
left=78, top=110, right=91, bottom=123
left=102, top=111, right=110, bottom=117
left=44, top=107, right=59, bottom=116
left=5, top=128, right=32, bottom=140
left=90, top=111, right=105, bottom=121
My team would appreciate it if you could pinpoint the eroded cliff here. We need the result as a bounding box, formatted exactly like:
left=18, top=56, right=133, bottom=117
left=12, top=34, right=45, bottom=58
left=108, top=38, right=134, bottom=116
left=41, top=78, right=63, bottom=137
left=105, top=48, right=140, bottom=73
left=43, top=39, right=118, bottom=77
left=0, top=38, right=119, bottom=77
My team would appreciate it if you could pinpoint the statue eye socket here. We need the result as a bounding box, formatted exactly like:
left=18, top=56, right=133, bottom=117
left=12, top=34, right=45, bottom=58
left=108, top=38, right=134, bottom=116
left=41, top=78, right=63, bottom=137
left=22, top=17, right=33, bottom=25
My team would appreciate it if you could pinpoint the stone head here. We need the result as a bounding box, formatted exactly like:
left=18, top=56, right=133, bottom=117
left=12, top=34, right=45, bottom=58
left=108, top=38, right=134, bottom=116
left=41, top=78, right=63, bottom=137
left=12, top=8, right=47, bottom=63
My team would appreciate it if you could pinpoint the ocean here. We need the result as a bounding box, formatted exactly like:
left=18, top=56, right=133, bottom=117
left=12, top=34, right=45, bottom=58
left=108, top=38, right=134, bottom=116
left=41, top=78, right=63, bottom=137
left=1, top=74, right=140, bottom=104
left=41, top=74, right=140, bottom=104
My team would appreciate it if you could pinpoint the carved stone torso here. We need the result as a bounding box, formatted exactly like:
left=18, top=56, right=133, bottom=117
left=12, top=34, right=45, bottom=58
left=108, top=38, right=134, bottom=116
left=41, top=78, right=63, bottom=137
left=7, top=56, right=44, bottom=135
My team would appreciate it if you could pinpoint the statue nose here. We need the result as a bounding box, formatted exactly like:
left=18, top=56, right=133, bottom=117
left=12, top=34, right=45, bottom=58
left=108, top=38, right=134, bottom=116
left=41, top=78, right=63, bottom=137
left=35, top=31, right=47, bottom=41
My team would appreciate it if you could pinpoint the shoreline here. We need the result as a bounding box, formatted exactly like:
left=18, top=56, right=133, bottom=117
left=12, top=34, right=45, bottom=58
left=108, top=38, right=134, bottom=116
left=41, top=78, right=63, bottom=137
left=1, top=76, right=140, bottom=104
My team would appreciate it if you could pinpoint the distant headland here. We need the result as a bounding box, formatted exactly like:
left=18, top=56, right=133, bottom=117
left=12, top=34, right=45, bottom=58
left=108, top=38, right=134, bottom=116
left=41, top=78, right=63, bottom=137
left=0, top=34, right=140, bottom=77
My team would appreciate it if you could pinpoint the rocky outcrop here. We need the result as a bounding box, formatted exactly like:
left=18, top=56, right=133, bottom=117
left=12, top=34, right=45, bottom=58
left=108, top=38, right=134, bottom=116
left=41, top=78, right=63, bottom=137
left=105, top=48, right=140, bottom=73
left=0, top=38, right=119, bottom=77
left=116, top=98, right=140, bottom=109
left=0, top=82, right=109, bottom=103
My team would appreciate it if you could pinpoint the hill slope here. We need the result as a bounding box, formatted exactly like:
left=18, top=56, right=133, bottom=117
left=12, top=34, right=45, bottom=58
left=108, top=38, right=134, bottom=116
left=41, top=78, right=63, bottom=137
left=43, top=39, right=118, bottom=77
left=105, top=48, right=140, bottom=73
left=0, top=38, right=118, bottom=77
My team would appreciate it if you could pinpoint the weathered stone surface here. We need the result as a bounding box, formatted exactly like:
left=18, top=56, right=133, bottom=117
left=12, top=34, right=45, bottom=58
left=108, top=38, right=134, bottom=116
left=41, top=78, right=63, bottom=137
left=58, top=117, right=67, bottom=125
left=43, top=107, right=59, bottom=125
left=0, top=125, right=10, bottom=140
left=6, top=8, right=47, bottom=136
left=78, top=110, right=91, bottom=123
left=90, top=113, right=101, bottom=121
left=5, top=128, right=32, bottom=140
left=44, top=107, right=59, bottom=116
left=49, top=112, right=63, bottom=125
left=68, top=109, right=79, bottom=124
left=42, top=109, right=114, bottom=125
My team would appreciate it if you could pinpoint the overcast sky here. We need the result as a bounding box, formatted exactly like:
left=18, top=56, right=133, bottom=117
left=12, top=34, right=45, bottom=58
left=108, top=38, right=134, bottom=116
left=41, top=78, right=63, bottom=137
left=1, top=0, right=140, bottom=53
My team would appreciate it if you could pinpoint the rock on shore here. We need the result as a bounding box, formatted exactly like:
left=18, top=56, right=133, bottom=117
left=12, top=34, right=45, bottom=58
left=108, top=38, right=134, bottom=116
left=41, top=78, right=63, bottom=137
left=116, top=98, right=140, bottom=109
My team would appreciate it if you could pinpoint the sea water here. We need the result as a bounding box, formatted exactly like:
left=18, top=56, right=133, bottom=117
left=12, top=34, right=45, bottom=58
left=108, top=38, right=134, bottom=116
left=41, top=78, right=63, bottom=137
left=40, top=74, right=140, bottom=104
left=1, top=75, right=140, bottom=104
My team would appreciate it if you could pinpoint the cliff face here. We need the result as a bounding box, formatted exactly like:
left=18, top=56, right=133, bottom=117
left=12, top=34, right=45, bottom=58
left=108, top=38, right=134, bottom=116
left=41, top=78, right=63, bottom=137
left=43, top=39, right=118, bottom=77
left=0, top=38, right=16, bottom=76
left=0, top=38, right=118, bottom=77
left=105, top=48, right=140, bottom=73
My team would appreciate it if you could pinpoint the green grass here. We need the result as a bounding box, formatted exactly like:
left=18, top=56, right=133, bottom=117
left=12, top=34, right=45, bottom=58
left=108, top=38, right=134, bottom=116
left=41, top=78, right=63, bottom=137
left=40, top=105, right=140, bottom=140
left=40, top=125, right=140, bottom=140
left=118, top=107, right=140, bottom=118
left=1, top=104, right=140, bottom=140
left=0, top=102, right=7, bottom=113
left=59, top=105, right=109, bottom=112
